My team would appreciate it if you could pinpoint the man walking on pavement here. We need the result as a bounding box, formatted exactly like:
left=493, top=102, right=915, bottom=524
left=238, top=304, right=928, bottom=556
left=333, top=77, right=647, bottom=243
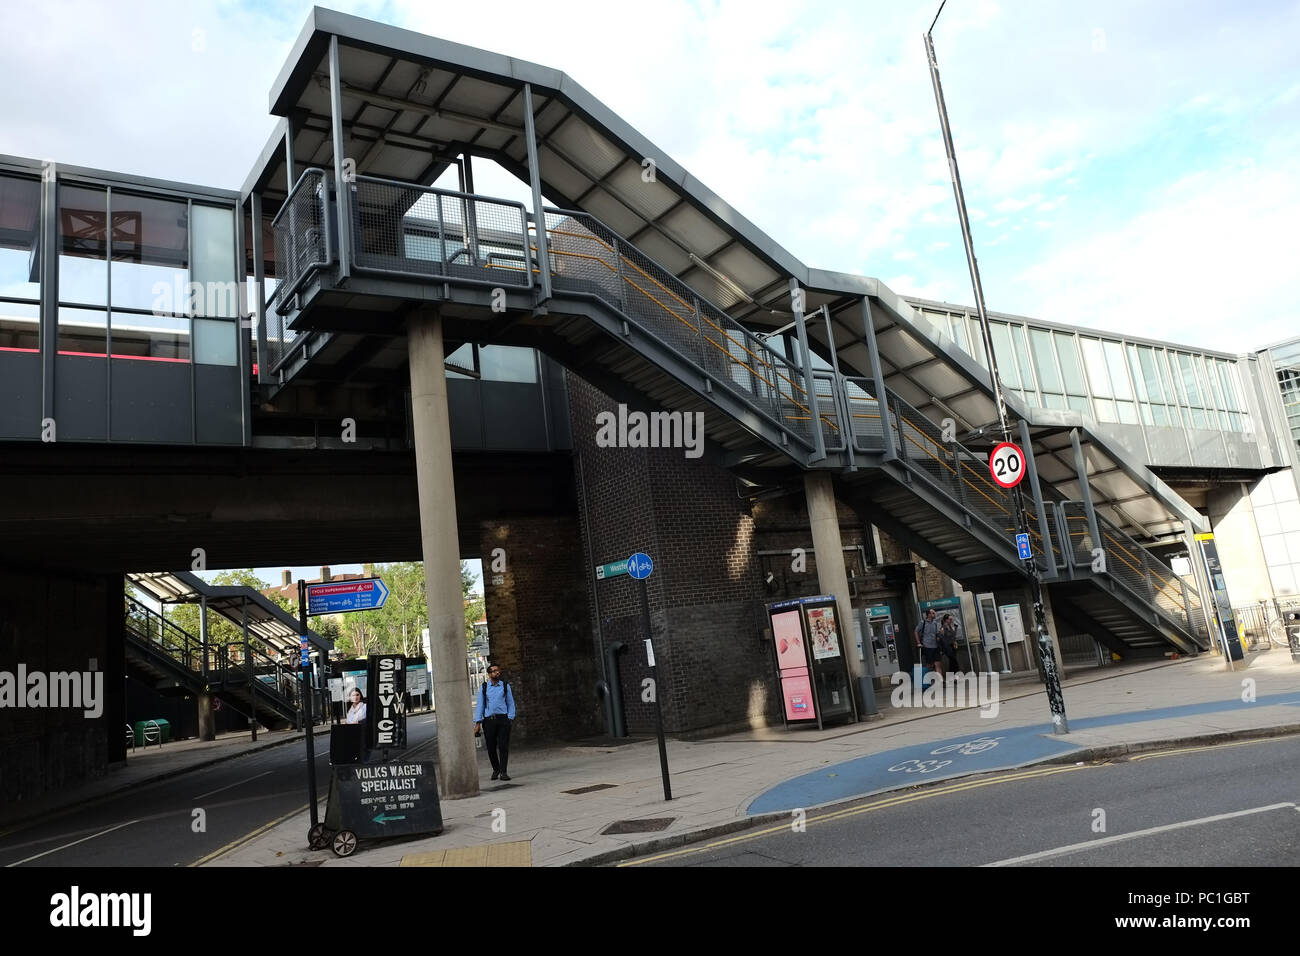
left=915, top=608, right=944, bottom=678
left=474, top=663, right=517, bottom=781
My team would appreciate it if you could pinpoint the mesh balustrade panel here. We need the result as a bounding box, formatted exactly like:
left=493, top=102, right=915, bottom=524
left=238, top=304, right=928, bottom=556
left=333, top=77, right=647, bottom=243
left=544, top=210, right=816, bottom=449
left=888, top=392, right=1016, bottom=546
left=351, top=177, right=530, bottom=287
left=269, top=169, right=329, bottom=370
left=843, top=378, right=886, bottom=452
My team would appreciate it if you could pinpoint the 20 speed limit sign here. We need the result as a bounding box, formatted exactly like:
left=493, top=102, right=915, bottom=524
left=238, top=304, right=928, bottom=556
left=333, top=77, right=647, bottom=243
left=989, top=441, right=1026, bottom=489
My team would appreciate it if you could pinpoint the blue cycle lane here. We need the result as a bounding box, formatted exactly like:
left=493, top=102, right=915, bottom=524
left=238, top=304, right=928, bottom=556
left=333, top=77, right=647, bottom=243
left=746, top=691, right=1300, bottom=814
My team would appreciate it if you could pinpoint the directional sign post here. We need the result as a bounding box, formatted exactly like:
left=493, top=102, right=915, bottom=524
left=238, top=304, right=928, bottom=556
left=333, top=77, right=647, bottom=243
left=989, top=441, right=1026, bottom=490
left=306, top=578, right=390, bottom=616
left=628, top=552, right=671, bottom=801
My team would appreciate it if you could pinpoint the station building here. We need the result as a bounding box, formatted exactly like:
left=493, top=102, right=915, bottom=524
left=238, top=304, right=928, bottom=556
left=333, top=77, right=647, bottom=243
left=2, top=8, right=1298, bottom=802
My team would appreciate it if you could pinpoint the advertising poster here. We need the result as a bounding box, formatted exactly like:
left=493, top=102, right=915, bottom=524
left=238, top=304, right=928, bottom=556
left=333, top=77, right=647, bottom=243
left=771, top=609, right=807, bottom=671
left=807, top=604, right=841, bottom=660
left=781, top=671, right=815, bottom=721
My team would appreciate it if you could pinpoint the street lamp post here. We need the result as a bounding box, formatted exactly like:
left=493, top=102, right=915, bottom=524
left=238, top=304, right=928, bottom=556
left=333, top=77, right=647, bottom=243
left=925, top=3, right=1068, bottom=733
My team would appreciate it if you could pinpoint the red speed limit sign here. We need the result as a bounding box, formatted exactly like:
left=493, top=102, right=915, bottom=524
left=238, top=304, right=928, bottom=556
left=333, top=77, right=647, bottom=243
left=989, top=441, right=1026, bottom=489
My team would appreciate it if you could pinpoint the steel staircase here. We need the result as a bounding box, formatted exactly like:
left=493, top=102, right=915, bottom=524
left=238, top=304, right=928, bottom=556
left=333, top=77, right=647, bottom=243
left=270, top=171, right=1213, bottom=657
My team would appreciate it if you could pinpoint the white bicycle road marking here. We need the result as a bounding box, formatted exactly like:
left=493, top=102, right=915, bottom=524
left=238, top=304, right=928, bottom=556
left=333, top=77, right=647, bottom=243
left=888, top=759, right=953, bottom=774
left=931, top=736, right=1004, bottom=756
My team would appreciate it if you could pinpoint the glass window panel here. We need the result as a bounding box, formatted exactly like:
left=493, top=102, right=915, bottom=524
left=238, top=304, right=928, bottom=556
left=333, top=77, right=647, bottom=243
left=1176, top=353, right=1203, bottom=406
left=1066, top=394, right=1090, bottom=413
left=967, top=318, right=986, bottom=366
left=57, top=307, right=107, bottom=354
left=1151, top=404, right=1170, bottom=427
left=1055, top=333, right=1086, bottom=395
left=193, top=318, right=233, bottom=365
left=948, top=315, right=969, bottom=352
left=1139, top=402, right=1154, bottom=426
left=1215, top=360, right=1242, bottom=411
left=192, top=205, right=237, bottom=317
left=1080, top=337, right=1112, bottom=397
left=989, top=322, right=1019, bottom=388
left=59, top=185, right=107, bottom=307
left=1136, top=346, right=1164, bottom=402
left=1104, top=341, right=1133, bottom=400
left=1042, top=392, right=1066, bottom=410
left=1126, top=345, right=1147, bottom=402
left=0, top=174, right=41, bottom=302
left=1117, top=400, right=1138, bottom=424
left=479, top=345, right=537, bottom=382
left=111, top=192, right=188, bottom=313
left=1160, top=350, right=1184, bottom=407
left=1012, top=324, right=1035, bottom=394
left=1030, top=329, right=1062, bottom=393
left=0, top=301, right=39, bottom=350
left=446, top=342, right=474, bottom=379
left=115, top=311, right=191, bottom=361
left=1094, top=398, right=1117, bottom=422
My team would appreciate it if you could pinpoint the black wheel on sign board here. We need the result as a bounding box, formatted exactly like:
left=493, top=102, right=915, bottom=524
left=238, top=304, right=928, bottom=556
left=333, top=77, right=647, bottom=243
left=332, top=830, right=358, bottom=858
left=308, top=823, right=328, bottom=850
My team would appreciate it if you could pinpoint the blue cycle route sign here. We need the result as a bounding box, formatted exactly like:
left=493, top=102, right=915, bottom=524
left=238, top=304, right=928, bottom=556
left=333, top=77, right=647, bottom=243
left=306, top=577, right=390, bottom=615
left=627, top=552, right=654, bottom=580
left=1016, top=533, right=1032, bottom=560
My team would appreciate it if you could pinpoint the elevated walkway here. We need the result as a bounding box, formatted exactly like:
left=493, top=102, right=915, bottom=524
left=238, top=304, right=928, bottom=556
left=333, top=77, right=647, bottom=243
left=267, top=170, right=1210, bottom=658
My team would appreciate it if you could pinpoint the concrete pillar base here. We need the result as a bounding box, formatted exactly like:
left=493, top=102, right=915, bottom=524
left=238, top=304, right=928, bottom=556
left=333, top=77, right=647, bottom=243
left=197, top=692, right=216, bottom=742
left=408, top=308, right=479, bottom=799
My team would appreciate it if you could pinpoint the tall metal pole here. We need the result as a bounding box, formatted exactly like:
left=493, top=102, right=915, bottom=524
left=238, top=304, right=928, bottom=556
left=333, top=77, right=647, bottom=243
left=925, top=9, right=1067, bottom=732
left=299, top=581, right=320, bottom=826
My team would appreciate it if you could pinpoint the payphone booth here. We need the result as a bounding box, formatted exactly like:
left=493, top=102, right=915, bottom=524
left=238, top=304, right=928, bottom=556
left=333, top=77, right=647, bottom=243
left=858, top=604, right=900, bottom=679
left=769, top=596, right=858, bottom=730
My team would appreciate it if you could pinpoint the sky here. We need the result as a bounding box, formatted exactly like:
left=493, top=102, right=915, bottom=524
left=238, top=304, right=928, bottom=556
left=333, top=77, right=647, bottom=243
left=4, top=0, right=1296, bottom=351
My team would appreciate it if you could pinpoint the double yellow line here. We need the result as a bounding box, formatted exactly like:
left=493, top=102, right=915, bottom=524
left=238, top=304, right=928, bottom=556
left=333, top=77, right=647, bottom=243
left=619, top=763, right=1092, bottom=866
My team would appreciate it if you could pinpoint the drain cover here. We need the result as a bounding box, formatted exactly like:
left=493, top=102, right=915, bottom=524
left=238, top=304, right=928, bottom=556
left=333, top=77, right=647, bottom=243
left=562, top=783, right=618, bottom=795
left=601, top=817, right=675, bottom=835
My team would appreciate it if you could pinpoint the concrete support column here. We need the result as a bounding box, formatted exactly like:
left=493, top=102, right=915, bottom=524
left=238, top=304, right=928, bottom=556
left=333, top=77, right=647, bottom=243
left=197, top=692, right=216, bottom=742
left=804, top=472, right=863, bottom=690
left=408, top=307, right=478, bottom=799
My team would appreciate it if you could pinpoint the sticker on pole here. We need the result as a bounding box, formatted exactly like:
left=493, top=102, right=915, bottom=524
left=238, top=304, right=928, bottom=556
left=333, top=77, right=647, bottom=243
left=989, top=441, right=1025, bottom=489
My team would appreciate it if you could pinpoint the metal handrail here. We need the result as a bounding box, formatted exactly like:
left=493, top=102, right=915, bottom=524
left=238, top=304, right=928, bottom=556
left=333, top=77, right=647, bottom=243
left=540, top=206, right=822, bottom=450
left=270, top=168, right=331, bottom=303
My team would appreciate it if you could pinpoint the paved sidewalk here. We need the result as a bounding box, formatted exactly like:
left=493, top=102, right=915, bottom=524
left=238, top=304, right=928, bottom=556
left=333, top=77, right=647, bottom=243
left=204, top=647, right=1298, bottom=867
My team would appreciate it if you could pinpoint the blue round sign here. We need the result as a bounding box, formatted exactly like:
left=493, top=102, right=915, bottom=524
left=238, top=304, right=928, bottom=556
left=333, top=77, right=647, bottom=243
left=627, top=552, right=654, bottom=579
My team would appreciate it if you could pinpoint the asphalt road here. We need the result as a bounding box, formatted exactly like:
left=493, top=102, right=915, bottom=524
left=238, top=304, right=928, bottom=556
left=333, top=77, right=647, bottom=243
left=0, top=712, right=439, bottom=867
left=630, top=733, right=1300, bottom=867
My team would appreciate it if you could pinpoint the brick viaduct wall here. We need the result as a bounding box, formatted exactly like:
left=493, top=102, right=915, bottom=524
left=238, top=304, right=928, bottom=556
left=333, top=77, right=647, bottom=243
left=567, top=375, right=776, bottom=736
left=0, top=568, right=123, bottom=814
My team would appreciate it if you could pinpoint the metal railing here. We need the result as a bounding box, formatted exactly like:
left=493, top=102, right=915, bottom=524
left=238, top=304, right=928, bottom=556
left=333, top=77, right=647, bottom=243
left=125, top=596, right=204, bottom=673
left=841, top=377, right=887, bottom=451
left=350, top=174, right=532, bottom=289
left=1058, top=501, right=1203, bottom=636
left=540, top=209, right=822, bottom=451
left=124, top=596, right=299, bottom=712
left=269, top=169, right=331, bottom=372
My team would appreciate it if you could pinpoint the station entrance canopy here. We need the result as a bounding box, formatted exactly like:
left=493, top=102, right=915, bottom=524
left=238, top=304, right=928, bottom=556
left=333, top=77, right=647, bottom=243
left=241, top=7, right=1207, bottom=548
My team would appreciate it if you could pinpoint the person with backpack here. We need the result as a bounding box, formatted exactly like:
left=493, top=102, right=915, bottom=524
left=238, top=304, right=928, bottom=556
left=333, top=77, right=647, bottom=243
left=915, top=608, right=943, bottom=678
left=473, top=662, right=517, bottom=781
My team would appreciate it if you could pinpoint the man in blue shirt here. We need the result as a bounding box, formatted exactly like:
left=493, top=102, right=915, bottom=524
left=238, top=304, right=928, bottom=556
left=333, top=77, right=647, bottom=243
left=473, top=663, right=517, bottom=781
